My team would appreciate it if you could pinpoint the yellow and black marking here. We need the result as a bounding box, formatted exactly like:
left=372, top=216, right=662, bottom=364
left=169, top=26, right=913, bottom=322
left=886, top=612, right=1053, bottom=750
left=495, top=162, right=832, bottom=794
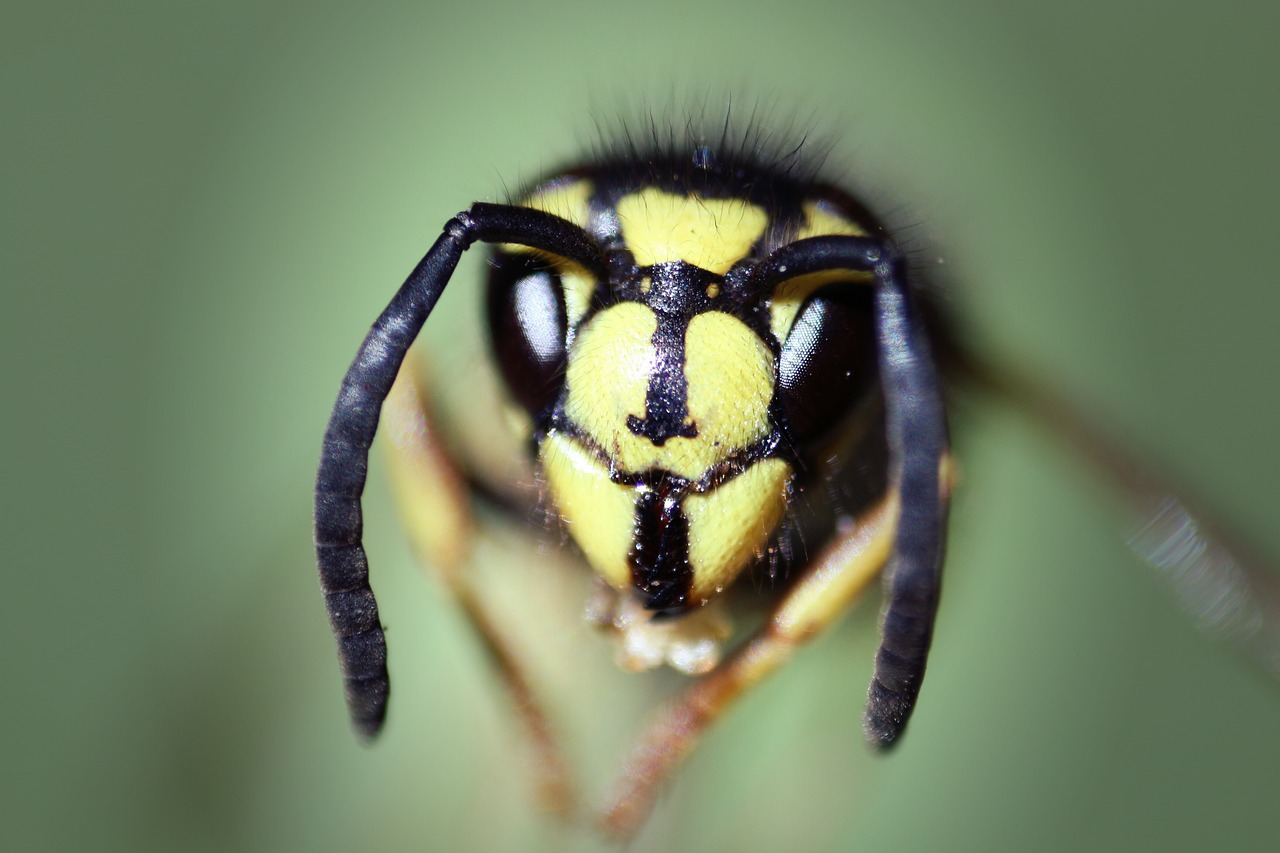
left=487, top=159, right=890, bottom=615
left=312, top=123, right=1278, bottom=837
left=316, top=133, right=951, bottom=755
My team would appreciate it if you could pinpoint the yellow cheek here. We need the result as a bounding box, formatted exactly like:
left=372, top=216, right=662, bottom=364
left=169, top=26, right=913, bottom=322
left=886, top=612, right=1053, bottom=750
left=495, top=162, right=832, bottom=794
left=539, top=433, right=636, bottom=591
left=541, top=434, right=795, bottom=603
left=683, top=312, right=775, bottom=460
left=683, top=459, right=793, bottom=600
left=563, top=302, right=656, bottom=457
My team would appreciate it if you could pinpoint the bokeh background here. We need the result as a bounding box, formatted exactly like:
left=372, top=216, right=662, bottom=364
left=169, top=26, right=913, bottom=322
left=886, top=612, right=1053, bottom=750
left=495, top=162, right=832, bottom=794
left=6, top=1, right=1280, bottom=851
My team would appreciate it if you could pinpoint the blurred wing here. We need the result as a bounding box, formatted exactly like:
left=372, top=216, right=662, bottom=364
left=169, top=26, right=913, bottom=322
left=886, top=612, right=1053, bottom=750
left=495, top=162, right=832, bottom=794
left=945, top=337, right=1280, bottom=682
left=1128, top=493, right=1280, bottom=678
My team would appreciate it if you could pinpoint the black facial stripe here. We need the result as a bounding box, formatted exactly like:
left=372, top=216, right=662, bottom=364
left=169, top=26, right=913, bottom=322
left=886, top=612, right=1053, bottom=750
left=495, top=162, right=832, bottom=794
left=631, top=482, right=694, bottom=615
left=623, top=262, right=716, bottom=446
left=627, top=308, right=698, bottom=446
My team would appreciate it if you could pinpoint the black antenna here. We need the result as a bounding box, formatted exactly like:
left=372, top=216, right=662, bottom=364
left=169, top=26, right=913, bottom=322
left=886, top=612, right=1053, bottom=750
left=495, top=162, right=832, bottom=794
left=314, top=204, right=604, bottom=738
left=753, top=235, right=950, bottom=748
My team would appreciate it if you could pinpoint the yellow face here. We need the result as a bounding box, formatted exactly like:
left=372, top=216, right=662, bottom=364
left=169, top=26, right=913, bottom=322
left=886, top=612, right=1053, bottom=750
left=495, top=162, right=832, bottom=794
left=487, top=175, right=874, bottom=614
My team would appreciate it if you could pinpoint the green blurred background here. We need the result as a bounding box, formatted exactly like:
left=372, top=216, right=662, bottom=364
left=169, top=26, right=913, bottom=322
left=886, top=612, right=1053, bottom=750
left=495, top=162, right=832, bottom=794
left=6, top=1, right=1280, bottom=850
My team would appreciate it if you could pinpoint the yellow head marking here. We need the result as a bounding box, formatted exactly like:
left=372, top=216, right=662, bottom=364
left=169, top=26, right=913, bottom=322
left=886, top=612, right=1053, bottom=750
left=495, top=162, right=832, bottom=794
left=564, top=307, right=775, bottom=480
left=496, top=180, right=597, bottom=327
left=559, top=267, right=595, bottom=328
left=682, top=311, right=775, bottom=468
left=616, top=187, right=768, bottom=275
left=795, top=199, right=868, bottom=241
left=683, top=458, right=792, bottom=600
left=540, top=433, right=636, bottom=590
left=762, top=198, right=875, bottom=338
left=768, top=268, right=872, bottom=343
left=523, top=178, right=593, bottom=230
left=563, top=301, right=655, bottom=460
left=767, top=199, right=874, bottom=343
left=490, top=248, right=596, bottom=328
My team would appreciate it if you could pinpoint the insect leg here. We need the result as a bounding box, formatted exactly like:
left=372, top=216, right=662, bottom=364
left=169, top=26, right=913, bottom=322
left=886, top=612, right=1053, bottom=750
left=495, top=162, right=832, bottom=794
left=600, top=493, right=899, bottom=840
left=383, top=354, right=575, bottom=815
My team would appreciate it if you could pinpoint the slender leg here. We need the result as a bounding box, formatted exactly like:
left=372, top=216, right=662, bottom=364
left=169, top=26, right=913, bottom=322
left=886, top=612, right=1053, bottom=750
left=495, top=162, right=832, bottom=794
left=600, top=491, right=901, bottom=840
left=382, top=353, right=474, bottom=580
left=383, top=355, right=576, bottom=816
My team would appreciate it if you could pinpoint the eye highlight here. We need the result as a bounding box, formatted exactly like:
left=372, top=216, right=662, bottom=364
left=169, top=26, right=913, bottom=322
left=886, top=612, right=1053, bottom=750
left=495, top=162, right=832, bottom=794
left=775, top=284, right=878, bottom=445
left=486, top=251, right=570, bottom=421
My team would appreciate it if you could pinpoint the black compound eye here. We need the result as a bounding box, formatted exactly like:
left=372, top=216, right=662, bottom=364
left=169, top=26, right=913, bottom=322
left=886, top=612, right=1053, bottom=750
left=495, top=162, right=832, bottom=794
left=776, top=285, right=878, bottom=444
left=486, top=251, right=569, bottom=420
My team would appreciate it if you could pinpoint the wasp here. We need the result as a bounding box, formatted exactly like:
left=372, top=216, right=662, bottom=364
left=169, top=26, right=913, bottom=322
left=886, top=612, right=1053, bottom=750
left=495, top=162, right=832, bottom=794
left=313, top=123, right=1279, bottom=838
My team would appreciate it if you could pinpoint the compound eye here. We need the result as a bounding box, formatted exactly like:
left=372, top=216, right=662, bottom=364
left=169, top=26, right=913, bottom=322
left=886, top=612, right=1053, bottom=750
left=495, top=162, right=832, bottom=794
left=776, top=285, right=878, bottom=444
left=486, top=251, right=569, bottom=419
